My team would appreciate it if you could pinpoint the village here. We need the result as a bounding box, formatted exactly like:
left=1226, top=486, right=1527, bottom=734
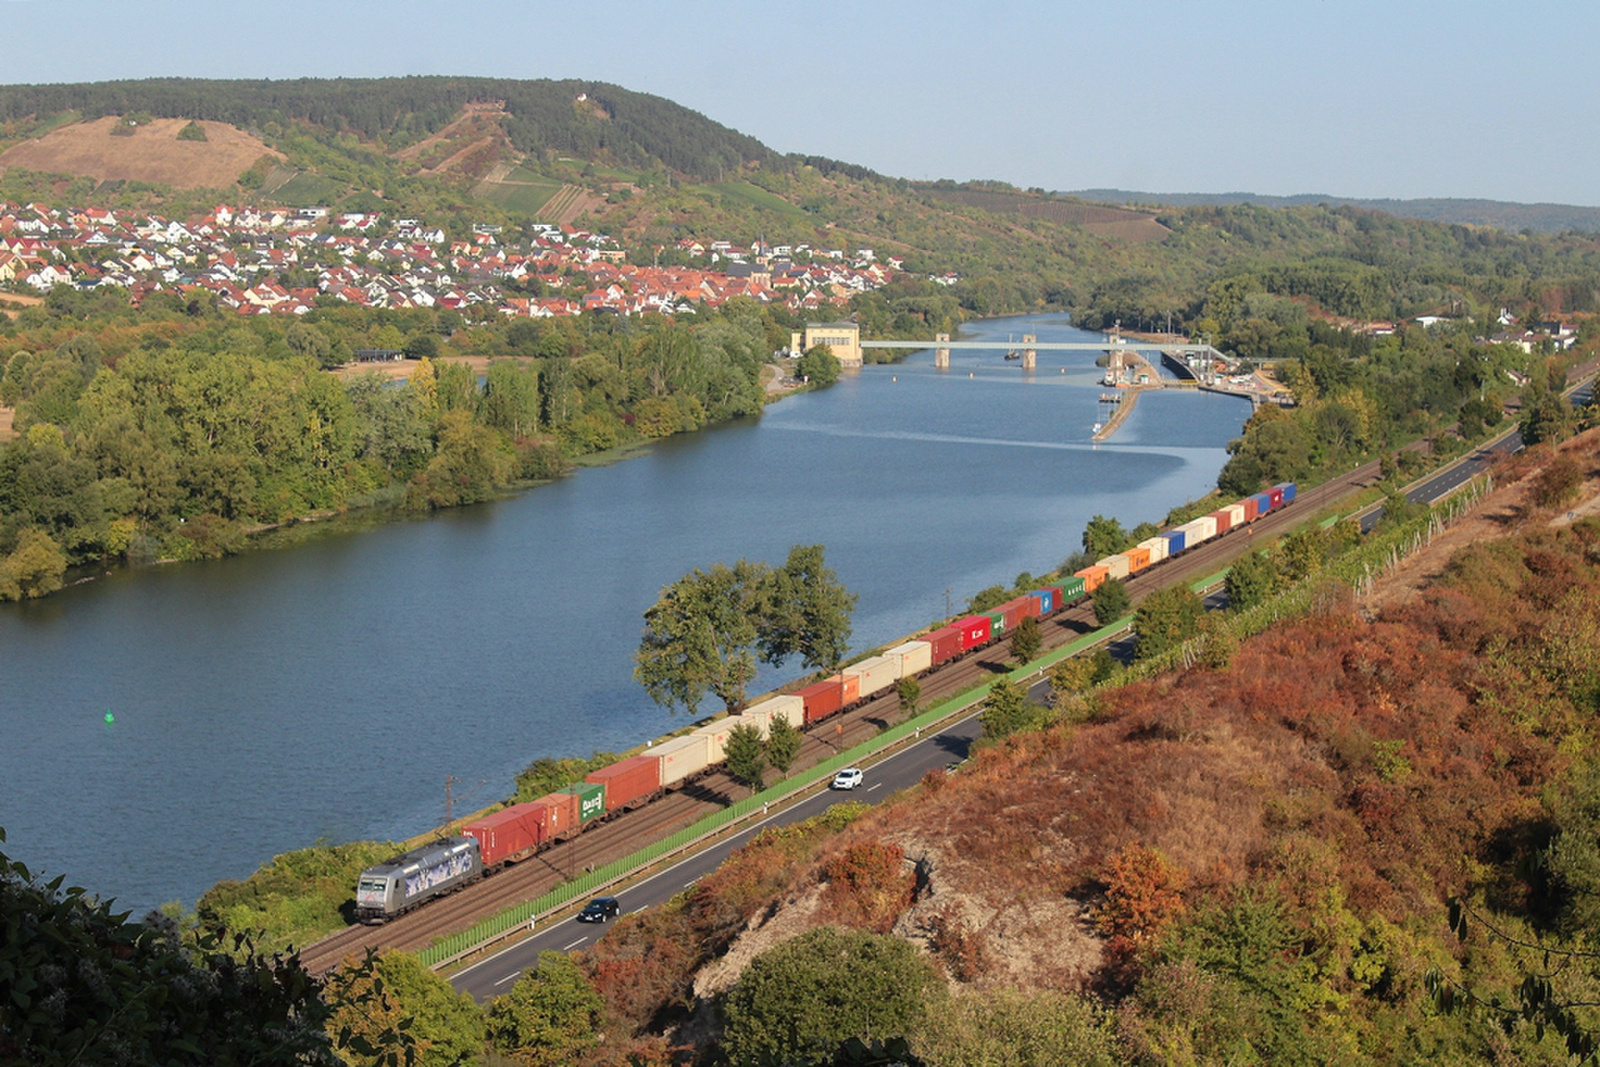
left=0, top=201, right=908, bottom=321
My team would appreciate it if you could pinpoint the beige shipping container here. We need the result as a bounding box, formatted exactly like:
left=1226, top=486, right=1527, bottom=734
left=653, top=734, right=713, bottom=787
left=690, top=720, right=735, bottom=763
left=1139, top=536, right=1169, bottom=563
left=1221, top=503, right=1247, bottom=527
left=1181, top=515, right=1218, bottom=544
left=884, top=640, right=933, bottom=677
left=1097, top=554, right=1132, bottom=580
left=744, top=694, right=804, bottom=731
left=844, top=655, right=899, bottom=699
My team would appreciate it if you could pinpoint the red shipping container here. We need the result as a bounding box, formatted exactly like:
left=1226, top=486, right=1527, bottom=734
left=463, top=801, right=549, bottom=866
left=1047, top=585, right=1065, bottom=610
left=956, top=614, right=992, bottom=650
left=536, top=791, right=581, bottom=841
left=587, top=754, right=661, bottom=813
left=1209, top=508, right=1233, bottom=535
left=1240, top=497, right=1260, bottom=523
left=1002, top=596, right=1039, bottom=624
left=797, top=679, right=844, bottom=723
left=924, top=625, right=964, bottom=664
left=1024, top=592, right=1046, bottom=617
left=1268, top=486, right=1285, bottom=509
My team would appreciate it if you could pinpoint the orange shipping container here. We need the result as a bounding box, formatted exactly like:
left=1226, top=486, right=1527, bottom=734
left=834, top=672, right=861, bottom=706
left=1124, top=545, right=1152, bottom=572
left=1075, top=565, right=1109, bottom=593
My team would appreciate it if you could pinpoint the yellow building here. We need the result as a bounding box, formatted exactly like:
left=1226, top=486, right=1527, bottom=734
left=790, top=321, right=861, bottom=367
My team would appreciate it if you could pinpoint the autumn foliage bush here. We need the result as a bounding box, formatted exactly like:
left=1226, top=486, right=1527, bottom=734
left=820, top=840, right=915, bottom=933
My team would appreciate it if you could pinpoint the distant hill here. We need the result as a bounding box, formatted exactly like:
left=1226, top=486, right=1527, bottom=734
left=1070, top=188, right=1600, bottom=234
left=0, top=77, right=778, bottom=183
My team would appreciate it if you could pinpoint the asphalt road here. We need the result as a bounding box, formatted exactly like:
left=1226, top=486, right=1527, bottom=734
left=452, top=713, right=983, bottom=1000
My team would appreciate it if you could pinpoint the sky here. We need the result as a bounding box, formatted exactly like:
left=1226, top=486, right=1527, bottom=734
left=3, top=0, right=1597, bottom=206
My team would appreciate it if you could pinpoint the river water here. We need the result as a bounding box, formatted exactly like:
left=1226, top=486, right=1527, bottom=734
left=0, top=314, right=1249, bottom=913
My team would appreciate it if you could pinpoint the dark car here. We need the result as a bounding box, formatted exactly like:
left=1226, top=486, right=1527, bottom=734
left=577, top=896, right=621, bottom=923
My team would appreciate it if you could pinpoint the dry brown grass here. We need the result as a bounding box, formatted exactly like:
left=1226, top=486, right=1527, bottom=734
left=0, top=117, right=278, bottom=189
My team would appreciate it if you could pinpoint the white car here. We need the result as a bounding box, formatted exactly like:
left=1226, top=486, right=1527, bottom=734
left=830, top=768, right=864, bottom=790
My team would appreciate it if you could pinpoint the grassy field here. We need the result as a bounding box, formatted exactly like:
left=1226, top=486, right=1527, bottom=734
left=476, top=180, right=562, bottom=215
left=270, top=171, right=349, bottom=207
left=706, top=180, right=808, bottom=219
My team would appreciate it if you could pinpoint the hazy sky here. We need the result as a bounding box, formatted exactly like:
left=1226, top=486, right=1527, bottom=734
left=4, top=0, right=1596, bottom=205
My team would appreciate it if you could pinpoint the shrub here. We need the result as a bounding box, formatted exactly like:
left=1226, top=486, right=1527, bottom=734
left=720, top=927, right=941, bottom=1067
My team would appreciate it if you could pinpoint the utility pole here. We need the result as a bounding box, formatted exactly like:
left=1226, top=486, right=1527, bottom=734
left=445, top=774, right=458, bottom=825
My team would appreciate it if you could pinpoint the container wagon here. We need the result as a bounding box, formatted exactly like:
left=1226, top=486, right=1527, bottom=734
left=1075, top=564, right=1109, bottom=593
left=845, top=656, right=899, bottom=701
left=586, top=754, right=661, bottom=813
left=956, top=615, right=993, bottom=651
left=797, top=678, right=845, bottom=723
left=1123, top=546, right=1152, bottom=573
left=744, top=694, right=805, bottom=730
left=464, top=802, right=553, bottom=867
left=1139, top=536, right=1169, bottom=564
left=884, top=640, right=932, bottom=677
left=654, top=734, right=714, bottom=787
left=559, top=781, right=606, bottom=825
left=1097, top=554, right=1131, bottom=580
left=923, top=626, right=965, bottom=666
left=690, top=719, right=736, bottom=763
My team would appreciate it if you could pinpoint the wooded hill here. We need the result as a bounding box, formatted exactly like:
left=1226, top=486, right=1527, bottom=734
left=0, top=77, right=781, bottom=183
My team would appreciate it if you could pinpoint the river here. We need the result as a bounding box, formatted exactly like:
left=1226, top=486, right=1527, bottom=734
left=0, top=314, right=1250, bottom=914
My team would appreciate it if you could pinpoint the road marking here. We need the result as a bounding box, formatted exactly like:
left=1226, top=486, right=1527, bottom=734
left=561, top=936, right=589, bottom=951
left=631, top=907, right=646, bottom=915
left=684, top=878, right=699, bottom=888
left=866, top=782, right=882, bottom=791
left=494, top=971, right=522, bottom=987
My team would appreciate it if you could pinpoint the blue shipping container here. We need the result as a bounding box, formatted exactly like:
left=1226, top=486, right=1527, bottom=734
left=1165, top=530, right=1186, bottom=553
left=1254, top=492, right=1273, bottom=514
left=1275, top=481, right=1297, bottom=503
left=1032, top=588, right=1054, bottom=614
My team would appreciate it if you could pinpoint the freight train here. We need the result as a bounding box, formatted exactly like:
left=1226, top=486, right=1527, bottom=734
left=353, top=482, right=1297, bottom=921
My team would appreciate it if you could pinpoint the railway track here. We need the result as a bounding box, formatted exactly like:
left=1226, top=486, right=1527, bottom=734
left=299, top=459, right=1383, bottom=974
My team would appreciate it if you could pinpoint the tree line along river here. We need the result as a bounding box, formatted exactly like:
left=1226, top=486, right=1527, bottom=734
left=0, top=314, right=1252, bottom=914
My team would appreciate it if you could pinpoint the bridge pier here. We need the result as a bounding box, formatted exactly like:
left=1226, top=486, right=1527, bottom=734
left=934, top=332, right=950, bottom=369
left=1020, top=334, right=1036, bottom=371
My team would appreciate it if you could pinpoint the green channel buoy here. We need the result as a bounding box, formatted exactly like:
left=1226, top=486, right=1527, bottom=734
left=104, top=711, right=115, bottom=724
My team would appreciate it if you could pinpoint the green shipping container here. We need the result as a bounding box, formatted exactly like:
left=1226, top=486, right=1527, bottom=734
left=560, top=782, right=606, bottom=823
left=1060, top=576, right=1086, bottom=602
left=985, top=610, right=1006, bottom=637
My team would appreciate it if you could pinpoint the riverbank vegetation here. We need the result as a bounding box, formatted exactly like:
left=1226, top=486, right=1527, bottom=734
left=0, top=295, right=789, bottom=599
